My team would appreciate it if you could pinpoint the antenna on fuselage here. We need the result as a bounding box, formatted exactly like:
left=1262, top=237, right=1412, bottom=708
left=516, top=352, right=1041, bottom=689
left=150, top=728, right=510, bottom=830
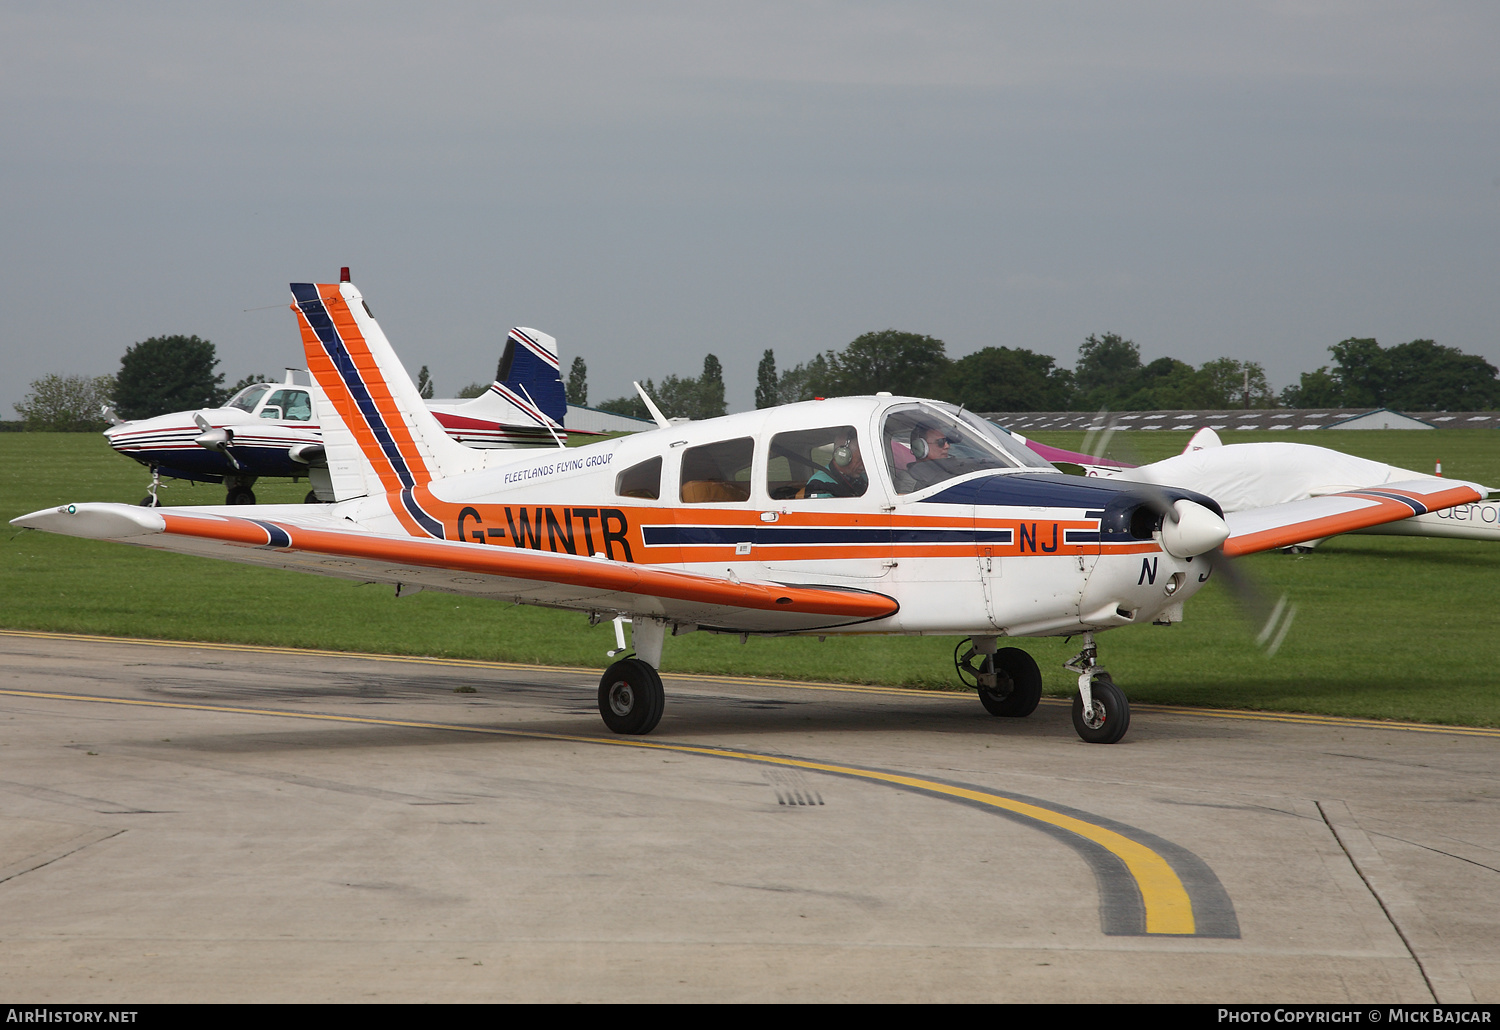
left=518, top=383, right=566, bottom=449
left=633, top=381, right=672, bottom=430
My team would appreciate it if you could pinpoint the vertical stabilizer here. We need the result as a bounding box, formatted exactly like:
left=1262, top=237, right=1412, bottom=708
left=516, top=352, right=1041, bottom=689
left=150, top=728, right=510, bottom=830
left=289, top=281, right=492, bottom=533
left=494, top=327, right=567, bottom=428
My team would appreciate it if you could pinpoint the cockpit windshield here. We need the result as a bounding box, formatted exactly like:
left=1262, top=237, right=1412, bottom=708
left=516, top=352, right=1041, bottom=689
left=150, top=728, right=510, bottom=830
left=882, top=402, right=1055, bottom=495
left=226, top=383, right=273, bottom=413
left=934, top=404, right=1055, bottom=471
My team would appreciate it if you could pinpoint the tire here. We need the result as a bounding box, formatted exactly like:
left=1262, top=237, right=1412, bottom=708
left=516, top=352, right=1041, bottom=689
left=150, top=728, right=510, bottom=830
left=598, top=658, right=665, bottom=735
left=1071, top=673, right=1130, bottom=744
left=139, top=495, right=160, bottom=508
left=978, top=647, right=1043, bottom=718
left=305, top=490, right=321, bottom=504
left=227, top=487, right=256, bottom=505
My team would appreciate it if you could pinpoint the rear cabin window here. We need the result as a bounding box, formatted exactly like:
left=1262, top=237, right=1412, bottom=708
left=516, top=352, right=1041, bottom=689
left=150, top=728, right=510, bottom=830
left=679, top=438, right=754, bottom=503
left=615, top=456, right=662, bottom=500
left=767, top=426, right=868, bottom=499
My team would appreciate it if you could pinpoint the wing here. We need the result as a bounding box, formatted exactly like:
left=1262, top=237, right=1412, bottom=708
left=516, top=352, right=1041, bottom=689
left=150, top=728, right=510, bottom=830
left=1222, top=480, right=1485, bottom=557
left=12, top=503, right=898, bottom=634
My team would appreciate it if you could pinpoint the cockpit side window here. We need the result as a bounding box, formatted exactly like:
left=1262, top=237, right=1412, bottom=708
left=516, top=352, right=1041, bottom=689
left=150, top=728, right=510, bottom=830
left=882, top=405, right=1016, bottom=494
left=615, top=456, right=662, bottom=500
left=262, top=389, right=312, bottom=421
left=680, top=437, right=754, bottom=503
left=767, top=426, right=868, bottom=499
left=227, top=384, right=272, bottom=413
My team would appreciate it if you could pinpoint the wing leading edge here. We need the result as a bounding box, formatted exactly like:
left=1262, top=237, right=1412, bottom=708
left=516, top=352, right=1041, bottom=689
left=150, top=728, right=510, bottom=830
left=11, top=503, right=898, bottom=634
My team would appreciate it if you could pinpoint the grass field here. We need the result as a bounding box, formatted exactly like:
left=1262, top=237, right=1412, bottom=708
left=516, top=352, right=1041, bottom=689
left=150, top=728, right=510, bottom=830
left=3, top=429, right=1498, bottom=726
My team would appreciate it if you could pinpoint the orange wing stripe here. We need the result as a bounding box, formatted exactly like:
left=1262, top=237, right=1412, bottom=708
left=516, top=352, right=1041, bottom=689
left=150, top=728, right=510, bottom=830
left=157, top=514, right=898, bottom=619
left=1223, top=484, right=1483, bottom=557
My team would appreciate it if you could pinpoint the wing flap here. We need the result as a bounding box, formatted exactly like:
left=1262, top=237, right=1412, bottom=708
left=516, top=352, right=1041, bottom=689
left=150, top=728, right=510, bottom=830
left=1222, top=480, right=1484, bottom=557
left=14, top=504, right=898, bottom=632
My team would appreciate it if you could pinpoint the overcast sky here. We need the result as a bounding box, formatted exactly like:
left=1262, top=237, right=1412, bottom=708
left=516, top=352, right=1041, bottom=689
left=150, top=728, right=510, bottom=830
left=4, top=2, right=1498, bottom=416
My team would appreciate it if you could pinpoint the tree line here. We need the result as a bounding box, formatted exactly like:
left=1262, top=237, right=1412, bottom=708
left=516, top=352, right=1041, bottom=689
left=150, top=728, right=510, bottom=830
left=14, top=328, right=1500, bottom=432
left=585, top=330, right=1499, bottom=416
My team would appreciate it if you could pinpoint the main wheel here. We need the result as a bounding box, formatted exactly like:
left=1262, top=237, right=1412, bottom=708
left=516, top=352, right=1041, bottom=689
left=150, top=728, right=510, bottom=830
left=139, top=495, right=160, bottom=508
left=226, top=487, right=256, bottom=505
left=1072, top=673, right=1130, bottom=744
left=598, top=658, right=665, bottom=735
left=304, top=490, right=321, bottom=504
left=978, top=647, right=1043, bottom=718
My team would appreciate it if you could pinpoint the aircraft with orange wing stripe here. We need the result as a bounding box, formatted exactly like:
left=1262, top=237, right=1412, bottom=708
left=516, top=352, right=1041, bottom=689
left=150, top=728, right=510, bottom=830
left=13, top=278, right=1488, bottom=743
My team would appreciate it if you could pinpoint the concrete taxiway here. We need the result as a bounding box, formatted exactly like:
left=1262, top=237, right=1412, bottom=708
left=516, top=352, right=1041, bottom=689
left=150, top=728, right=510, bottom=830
left=0, top=629, right=1496, bottom=1003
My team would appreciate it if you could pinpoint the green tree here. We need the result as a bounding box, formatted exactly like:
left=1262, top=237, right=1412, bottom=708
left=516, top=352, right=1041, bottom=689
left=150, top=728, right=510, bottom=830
left=1383, top=340, right=1499, bottom=410
left=774, top=353, right=835, bottom=403
left=597, top=392, right=650, bottom=420
left=416, top=365, right=435, bottom=399
left=827, top=330, right=949, bottom=396
left=15, top=373, right=116, bottom=431
left=1281, top=366, right=1342, bottom=408
left=697, top=354, right=726, bottom=418
left=937, top=347, right=1073, bottom=411
left=114, top=334, right=224, bottom=419
left=1072, top=332, right=1142, bottom=410
left=755, top=349, right=778, bottom=408
left=1281, top=338, right=1500, bottom=410
left=567, top=356, right=588, bottom=406
left=1197, top=358, right=1275, bottom=409
left=1119, top=357, right=1206, bottom=410
left=456, top=382, right=489, bottom=399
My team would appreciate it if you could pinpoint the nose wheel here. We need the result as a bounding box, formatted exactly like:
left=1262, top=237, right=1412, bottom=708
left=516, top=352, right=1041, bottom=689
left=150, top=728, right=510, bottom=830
left=1072, top=673, right=1130, bottom=744
left=1064, top=633, right=1130, bottom=744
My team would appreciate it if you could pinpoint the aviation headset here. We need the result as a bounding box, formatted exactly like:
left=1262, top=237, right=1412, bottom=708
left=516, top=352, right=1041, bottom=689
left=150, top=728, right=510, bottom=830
left=831, top=438, right=854, bottom=468
left=909, top=426, right=931, bottom=460
left=909, top=425, right=953, bottom=460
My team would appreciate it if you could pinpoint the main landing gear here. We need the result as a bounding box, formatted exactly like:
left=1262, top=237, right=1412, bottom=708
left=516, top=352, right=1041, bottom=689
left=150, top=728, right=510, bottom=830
left=955, top=638, right=1042, bottom=718
left=223, top=475, right=257, bottom=505
left=596, top=617, right=667, bottom=735
left=957, top=632, right=1131, bottom=744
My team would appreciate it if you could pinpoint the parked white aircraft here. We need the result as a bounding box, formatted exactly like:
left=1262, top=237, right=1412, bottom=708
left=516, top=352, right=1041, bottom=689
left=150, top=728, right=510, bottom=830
left=13, top=280, right=1484, bottom=744
left=1062, top=428, right=1494, bottom=548
left=104, top=272, right=572, bottom=505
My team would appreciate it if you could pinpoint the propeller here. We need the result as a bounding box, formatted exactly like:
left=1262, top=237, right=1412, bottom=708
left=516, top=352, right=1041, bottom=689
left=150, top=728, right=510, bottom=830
left=192, top=413, right=242, bottom=470
left=1080, top=411, right=1296, bottom=656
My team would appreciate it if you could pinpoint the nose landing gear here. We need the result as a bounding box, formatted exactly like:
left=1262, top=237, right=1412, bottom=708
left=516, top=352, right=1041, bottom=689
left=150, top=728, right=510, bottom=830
left=1064, top=632, right=1130, bottom=744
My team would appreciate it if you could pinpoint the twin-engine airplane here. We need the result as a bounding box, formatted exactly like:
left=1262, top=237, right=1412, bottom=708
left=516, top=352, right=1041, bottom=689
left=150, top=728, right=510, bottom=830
left=13, top=280, right=1487, bottom=744
left=104, top=272, right=572, bottom=506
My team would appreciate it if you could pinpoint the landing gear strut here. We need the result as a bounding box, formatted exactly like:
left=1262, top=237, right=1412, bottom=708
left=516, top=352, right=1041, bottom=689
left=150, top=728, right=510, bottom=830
left=956, top=638, right=1042, bottom=718
left=1064, top=632, right=1130, bottom=744
left=139, top=466, right=163, bottom=507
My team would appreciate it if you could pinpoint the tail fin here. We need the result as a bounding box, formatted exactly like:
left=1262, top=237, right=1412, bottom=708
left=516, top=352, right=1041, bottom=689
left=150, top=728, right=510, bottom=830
left=428, top=327, right=569, bottom=447
left=290, top=281, right=490, bottom=530
left=494, top=327, right=567, bottom=427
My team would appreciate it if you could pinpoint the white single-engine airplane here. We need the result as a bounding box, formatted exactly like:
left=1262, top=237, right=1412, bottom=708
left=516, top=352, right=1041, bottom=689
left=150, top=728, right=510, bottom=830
left=104, top=273, right=573, bottom=506
left=1051, top=427, right=1496, bottom=548
left=13, top=280, right=1487, bottom=744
